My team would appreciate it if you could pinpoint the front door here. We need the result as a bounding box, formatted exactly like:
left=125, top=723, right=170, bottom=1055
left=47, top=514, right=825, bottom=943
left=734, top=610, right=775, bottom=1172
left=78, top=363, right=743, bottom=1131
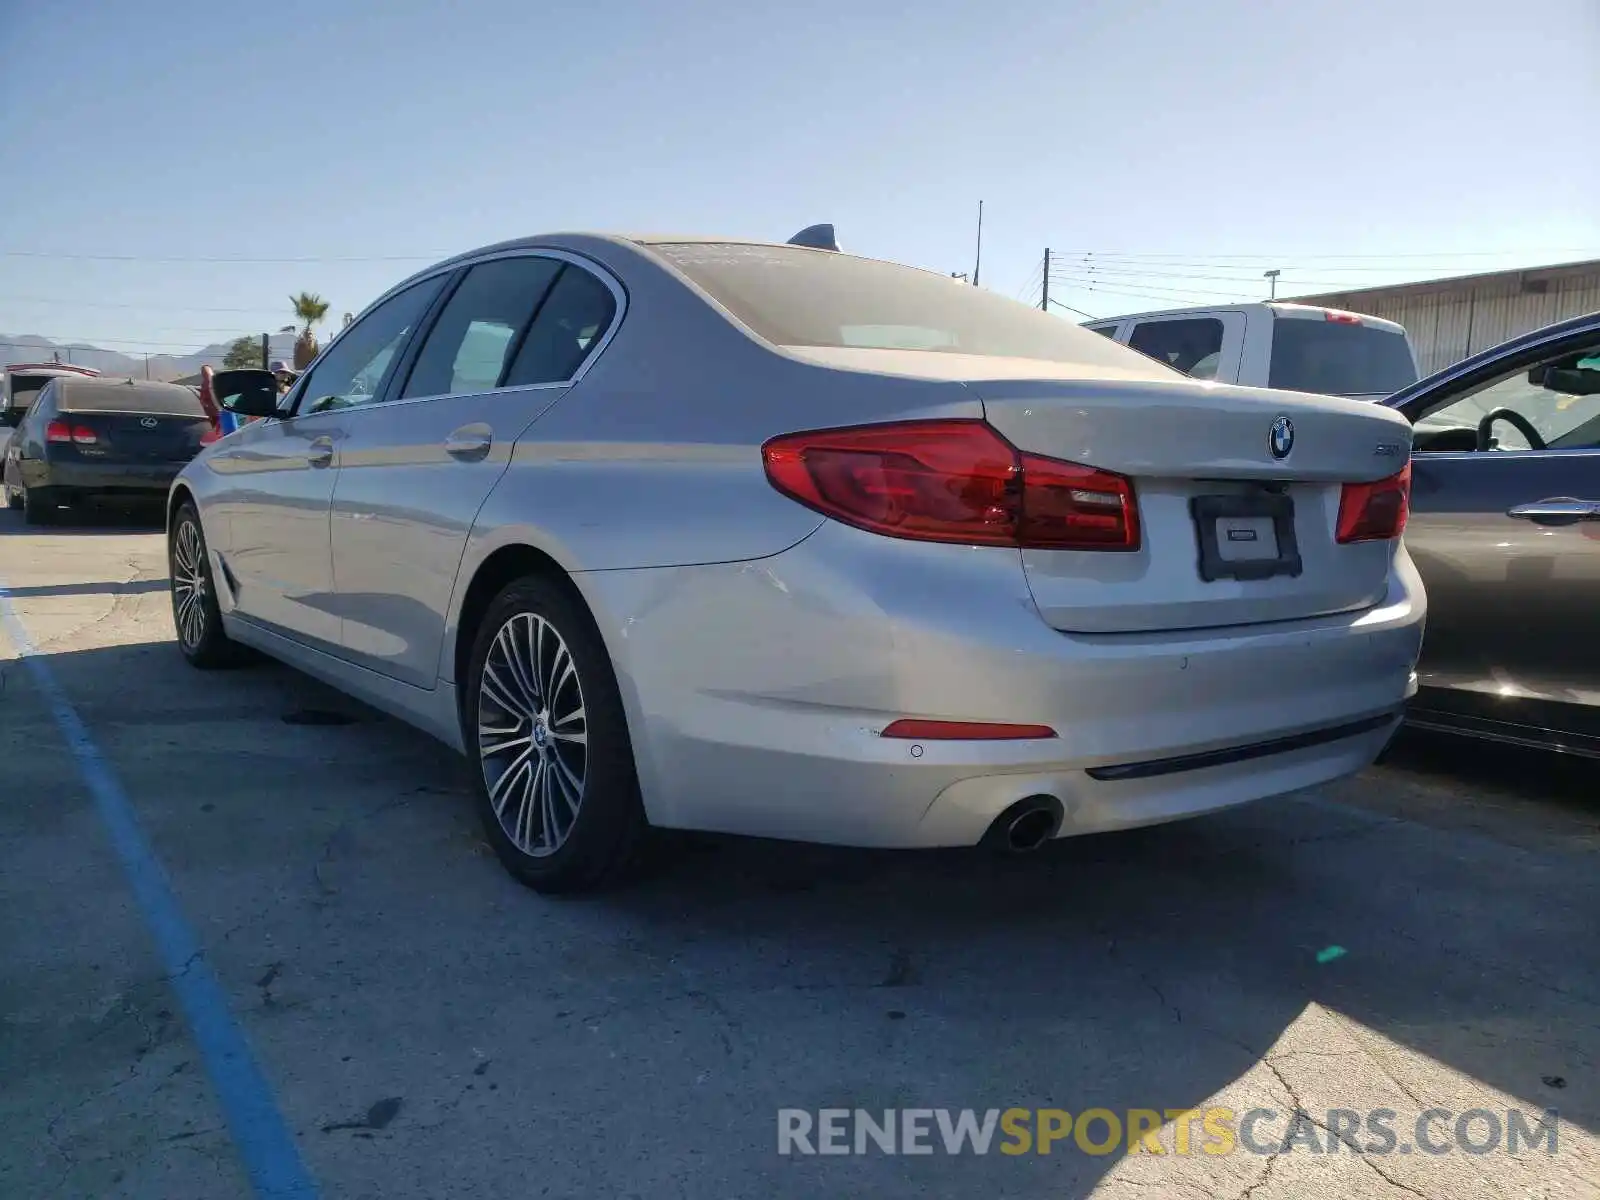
left=330, top=253, right=619, bottom=688
left=1401, top=329, right=1600, bottom=750
left=212, top=275, right=447, bottom=652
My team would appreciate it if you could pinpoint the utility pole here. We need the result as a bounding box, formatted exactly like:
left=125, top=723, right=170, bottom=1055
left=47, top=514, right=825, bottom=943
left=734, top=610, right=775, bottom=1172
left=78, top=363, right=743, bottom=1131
left=261, top=332, right=270, bottom=369
left=143, top=353, right=150, bottom=380
left=972, top=200, right=983, bottom=287
left=1041, top=248, right=1050, bottom=312
left=1264, top=269, right=1281, bottom=301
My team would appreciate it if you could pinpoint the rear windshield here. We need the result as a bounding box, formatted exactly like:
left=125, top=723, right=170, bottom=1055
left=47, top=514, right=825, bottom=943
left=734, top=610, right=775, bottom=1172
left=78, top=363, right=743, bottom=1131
left=59, top=382, right=206, bottom=416
left=1268, top=318, right=1418, bottom=397
left=651, top=242, right=1170, bottom=370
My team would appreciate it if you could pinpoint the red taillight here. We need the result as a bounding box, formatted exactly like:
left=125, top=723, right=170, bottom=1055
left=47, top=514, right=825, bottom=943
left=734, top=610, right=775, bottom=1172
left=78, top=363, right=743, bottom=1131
left=45, top=420, right=97, bottom=445
left=1324, top=310, right=1364, bottom=325
left=1337, top=463, right=1411, bottom=543
left=881, top=719, right=1058, bottom=740
left=760, top=419, right=1140, bottom=551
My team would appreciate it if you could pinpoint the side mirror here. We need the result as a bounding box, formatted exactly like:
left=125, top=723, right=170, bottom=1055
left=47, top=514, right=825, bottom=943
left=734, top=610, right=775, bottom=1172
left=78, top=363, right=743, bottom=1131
left=211, top=369, right=281, bottom=417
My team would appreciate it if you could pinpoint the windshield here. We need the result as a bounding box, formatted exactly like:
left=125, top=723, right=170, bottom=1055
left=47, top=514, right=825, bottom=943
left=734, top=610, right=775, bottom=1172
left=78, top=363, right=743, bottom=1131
left=1268, top=318, right=1418, bottom=396
left=651, top=242, right=1170, bottom=370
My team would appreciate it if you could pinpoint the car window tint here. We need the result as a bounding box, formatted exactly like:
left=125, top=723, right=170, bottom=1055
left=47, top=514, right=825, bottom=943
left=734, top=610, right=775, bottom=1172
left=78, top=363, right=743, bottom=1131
left=298, top=277, right=445, bottom=415
left=1416, top=341, right=1600, bottom=452
left=1087, top=324, right=1120, bottom=340
left=1268, top=318, right=1417, bottom=396
left=1128, top=318, right=1224, bottom=376
left=401, top=257, right=563, bottom=399
left=504, top=266, right=618, bottom=386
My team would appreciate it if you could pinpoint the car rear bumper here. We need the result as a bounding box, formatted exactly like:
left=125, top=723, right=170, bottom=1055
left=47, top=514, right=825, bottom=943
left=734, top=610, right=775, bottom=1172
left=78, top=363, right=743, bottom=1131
left=28, top=459, right=184, bottom=496
left=575, top=521, right=1426, bottom=848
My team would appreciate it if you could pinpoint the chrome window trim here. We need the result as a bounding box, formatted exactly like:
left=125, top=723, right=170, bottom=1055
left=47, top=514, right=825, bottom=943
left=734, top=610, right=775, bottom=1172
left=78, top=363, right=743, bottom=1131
left=292, top=248, right=628, bottom=419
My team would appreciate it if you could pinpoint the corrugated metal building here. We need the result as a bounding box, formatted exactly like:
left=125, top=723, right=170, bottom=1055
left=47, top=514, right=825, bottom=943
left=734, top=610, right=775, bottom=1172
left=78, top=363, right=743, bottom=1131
left=1291, top=258, right=1600, bottom=375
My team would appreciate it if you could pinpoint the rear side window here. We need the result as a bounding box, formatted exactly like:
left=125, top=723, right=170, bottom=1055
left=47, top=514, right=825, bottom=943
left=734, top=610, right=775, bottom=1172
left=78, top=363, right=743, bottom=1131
left=401, top=257, right=563, bottom=399
left=1268, top=318, right=1417, bottom=396
left=504, top=266, right=618, bottom=386
left=1086, top=324, right=1120, bottom=339
left=1128, top=318, right=1224, bottom=376
left=4, top=375, right=53, bottom=425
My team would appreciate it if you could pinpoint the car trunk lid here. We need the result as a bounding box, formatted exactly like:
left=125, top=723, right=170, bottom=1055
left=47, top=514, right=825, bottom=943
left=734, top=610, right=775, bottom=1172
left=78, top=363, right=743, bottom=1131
left=974, top=375, right=1413, bottom=634
left=60, top=410, right=212, bottom=462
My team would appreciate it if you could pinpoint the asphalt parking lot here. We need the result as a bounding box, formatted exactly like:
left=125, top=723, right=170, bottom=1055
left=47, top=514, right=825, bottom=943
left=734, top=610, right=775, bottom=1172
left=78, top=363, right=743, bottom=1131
left=1, top=509, right=1596, bottom=1200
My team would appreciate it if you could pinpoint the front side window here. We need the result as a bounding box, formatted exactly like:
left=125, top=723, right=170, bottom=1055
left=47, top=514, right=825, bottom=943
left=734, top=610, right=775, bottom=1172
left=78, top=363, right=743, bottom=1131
left=401, top=257, right=563, bottom=399
left=504, top=266, right=618, bottom=386
left=1128, top=318, right=1224, bottom=376
left=1414, top=342, right=1600, bottom=453
left=297, top=277, right=445, bottom=415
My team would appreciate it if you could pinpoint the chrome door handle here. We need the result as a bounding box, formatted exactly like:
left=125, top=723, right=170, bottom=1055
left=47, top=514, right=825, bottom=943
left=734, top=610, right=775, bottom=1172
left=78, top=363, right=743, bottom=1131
left=444, top=425, right=492, bottom=461
left=1506, top=497, right=1600, bottom=525
left=307, top=437, right=335, bottom=469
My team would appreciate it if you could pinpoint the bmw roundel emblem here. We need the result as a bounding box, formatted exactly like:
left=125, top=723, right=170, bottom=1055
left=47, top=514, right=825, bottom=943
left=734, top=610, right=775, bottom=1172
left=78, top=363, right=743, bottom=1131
left=1269, top=416, right=1294, bottom=459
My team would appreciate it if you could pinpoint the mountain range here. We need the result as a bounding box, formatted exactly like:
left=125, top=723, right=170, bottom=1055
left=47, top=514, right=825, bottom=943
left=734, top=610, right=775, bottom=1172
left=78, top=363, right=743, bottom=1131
left=0, top=332, right=299, bottom=383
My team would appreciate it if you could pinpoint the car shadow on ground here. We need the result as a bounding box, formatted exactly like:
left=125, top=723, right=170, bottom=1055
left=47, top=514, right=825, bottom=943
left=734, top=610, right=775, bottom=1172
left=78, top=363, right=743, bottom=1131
left=0, top=504, right=165, bottom=536
left=5, top=632, right=1595, bottom=1198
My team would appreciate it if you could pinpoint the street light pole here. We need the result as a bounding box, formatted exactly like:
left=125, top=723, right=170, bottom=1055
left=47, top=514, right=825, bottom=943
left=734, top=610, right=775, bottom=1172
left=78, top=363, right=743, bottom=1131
left=1264, top=269, right=1281, bottom=301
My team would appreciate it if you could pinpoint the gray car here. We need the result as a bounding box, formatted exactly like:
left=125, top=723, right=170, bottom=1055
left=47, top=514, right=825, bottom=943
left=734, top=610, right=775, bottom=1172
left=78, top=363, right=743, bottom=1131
left=167, top=230, right=1423, bottom=892
left=1387, top=311, right=1600, bottom=758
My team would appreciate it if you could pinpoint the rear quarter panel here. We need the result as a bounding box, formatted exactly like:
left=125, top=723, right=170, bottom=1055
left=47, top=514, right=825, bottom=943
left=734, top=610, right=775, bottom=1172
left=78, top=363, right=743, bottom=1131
left=447, top=237, right=984, bottom=677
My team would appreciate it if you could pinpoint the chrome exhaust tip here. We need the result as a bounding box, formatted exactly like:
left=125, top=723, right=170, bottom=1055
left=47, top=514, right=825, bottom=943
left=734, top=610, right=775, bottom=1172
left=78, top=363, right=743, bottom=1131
left=983, top=795, right=1064, bottom=854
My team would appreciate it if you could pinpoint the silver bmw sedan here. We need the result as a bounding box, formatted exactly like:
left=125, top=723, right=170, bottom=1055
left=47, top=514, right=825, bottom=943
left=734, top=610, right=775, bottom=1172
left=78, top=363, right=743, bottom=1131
left=168, top=230, right=1424, bottom=892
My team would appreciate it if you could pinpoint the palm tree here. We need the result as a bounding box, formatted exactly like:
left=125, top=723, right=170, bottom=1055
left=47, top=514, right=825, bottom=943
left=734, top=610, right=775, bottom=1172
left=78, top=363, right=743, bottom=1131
left=290, top=292, right=332, bottom=369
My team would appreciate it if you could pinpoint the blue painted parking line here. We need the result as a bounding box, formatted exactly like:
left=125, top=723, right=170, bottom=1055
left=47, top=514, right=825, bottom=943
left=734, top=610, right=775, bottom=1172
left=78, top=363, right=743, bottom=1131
left=0, top=585, right=319, bottom=1199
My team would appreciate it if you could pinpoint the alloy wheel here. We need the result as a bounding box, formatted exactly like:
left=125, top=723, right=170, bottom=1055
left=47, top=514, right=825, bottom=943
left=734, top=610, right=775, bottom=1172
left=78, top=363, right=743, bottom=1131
left=477, top=613, right=589, bottom=857
left=171, top=518, right=209, bottom=649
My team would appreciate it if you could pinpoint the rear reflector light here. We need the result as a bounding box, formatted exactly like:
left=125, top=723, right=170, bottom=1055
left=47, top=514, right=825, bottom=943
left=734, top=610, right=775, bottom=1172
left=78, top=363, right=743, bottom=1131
left=1337, top=463, right=1410, bottom=543
left=761, top=419, right=1140, bottom=551
left=45, top=420, right=97, bottom=445
left=881, top=719, right=1058, bottom=740
left=1324, top=310, right=1364, bottom=325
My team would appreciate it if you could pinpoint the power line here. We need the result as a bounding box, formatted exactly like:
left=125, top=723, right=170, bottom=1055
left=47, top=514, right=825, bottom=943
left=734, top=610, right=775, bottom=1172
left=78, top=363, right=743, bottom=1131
left=1048, top=246, right=1600, bottom=263
left=1, top=249, right=448, bottom=263
left=1, top=295, right=292, bottom=314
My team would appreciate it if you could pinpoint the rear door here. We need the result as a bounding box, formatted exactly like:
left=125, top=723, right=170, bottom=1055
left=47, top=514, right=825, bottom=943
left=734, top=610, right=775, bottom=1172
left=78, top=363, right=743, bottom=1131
left=1126, top=312, right=1245, bottom=383
left=330, top=253, right=621, bottom=687
left=210, top=276, right=446, bottom=651
left=1397, top=330, right=1600, bottom=748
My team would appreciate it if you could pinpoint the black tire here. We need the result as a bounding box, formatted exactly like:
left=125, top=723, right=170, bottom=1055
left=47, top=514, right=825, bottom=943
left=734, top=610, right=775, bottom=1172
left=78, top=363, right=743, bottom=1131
left=169, top=502, right=247, bottom=668
left=22, top=485, right=57, bottom=525
left=464, top=574, right=648, bottom=894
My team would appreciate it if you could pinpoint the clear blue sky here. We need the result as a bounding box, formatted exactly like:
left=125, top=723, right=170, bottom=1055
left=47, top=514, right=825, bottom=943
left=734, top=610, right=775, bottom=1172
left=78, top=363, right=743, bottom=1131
left=2, top=0, right=1597, bottom=353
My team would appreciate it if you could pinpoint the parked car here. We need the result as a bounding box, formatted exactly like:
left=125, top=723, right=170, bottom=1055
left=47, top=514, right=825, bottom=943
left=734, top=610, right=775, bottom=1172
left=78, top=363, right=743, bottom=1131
left=3, top=376, right=213, bottom=522
left=167, top=229, right=1424, bottom=892
left=0, top=362, right=101, bottom=460
left=1084, top=303, right=1420, bottom=400
left=1385, top=310, right=1600, bottom=757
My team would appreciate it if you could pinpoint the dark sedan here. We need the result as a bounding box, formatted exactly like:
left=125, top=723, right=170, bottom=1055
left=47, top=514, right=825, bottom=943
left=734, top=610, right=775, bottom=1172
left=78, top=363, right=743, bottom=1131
left=2, top=376, right=213, bottom=524
left=1387, top=310, right=1600, bottom=758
